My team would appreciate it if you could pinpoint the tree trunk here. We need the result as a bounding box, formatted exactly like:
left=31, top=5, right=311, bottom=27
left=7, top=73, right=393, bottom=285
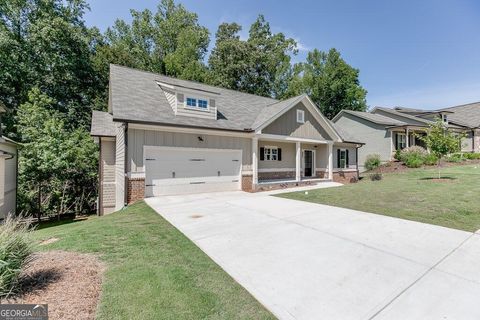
left=37, top=184, right=42, bottom=223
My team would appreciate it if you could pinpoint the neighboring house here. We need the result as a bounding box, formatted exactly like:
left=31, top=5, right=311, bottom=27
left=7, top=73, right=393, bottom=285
left=90, top=65, right=363, bottom=214
left=0, top=105, right=18, bottom=219
left=333, top=103, right=480, bottom=171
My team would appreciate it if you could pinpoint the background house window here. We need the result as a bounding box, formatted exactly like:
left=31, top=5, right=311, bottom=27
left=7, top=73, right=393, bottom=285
left=186, top=97, right=197, bottom=107
left=442, top=114, right=448, bottom=123
left=338, top=149, right=348, bottom=168
left=396, top=133, right=406, bottom=150
left=296, top=109, right=305, bottom=123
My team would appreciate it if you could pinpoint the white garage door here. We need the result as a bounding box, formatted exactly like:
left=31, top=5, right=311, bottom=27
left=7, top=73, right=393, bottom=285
left=144, top=146, right=242, bottom=196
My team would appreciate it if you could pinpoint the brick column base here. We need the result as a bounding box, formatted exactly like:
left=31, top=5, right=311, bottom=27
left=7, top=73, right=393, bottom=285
left=333, top=171, right=359, bottom=183
left=127, top=178, right=145, bottom=204
left=241, top=175, right=254, bottom=192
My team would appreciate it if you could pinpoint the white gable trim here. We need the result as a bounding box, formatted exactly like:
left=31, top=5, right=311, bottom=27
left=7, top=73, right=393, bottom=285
left=255, top=95, right=342, bottom=142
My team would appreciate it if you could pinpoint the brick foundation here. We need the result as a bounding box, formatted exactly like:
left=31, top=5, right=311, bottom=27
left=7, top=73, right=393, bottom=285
left=255, top=180, right=319, bottom=192
left=127, top=178, right=145, bottom=204
left=258, top=171, right=295, bottom=180
left=241, top=175, right=254, bottom=192
left=333, top=171, right=359, bottom=183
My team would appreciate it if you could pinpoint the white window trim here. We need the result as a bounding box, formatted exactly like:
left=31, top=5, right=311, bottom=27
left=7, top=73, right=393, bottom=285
left=339, top=148, right=348, bottom=169
left=296, top=109, right=305, bottom=123
left=184, top=96, right=210, bottom=112
left=263, top=146, right=278, bottom=161
left=396, top=132, right=406, bottom=150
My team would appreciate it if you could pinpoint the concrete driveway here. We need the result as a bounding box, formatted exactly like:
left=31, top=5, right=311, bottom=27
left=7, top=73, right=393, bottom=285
left=145, top=188, right=480, bottom=320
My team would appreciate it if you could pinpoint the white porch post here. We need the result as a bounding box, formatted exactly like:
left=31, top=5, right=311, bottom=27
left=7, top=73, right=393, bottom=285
left=295, top=141, right=301, bottom=181
left=406, top=128, right=410, bottom=148
left=328, top=143, right=333, bottom=180
left=252, top=137, right=258, bottom=185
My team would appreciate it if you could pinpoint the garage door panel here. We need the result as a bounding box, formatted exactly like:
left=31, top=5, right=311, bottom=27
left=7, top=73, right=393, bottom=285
left=144, top=147, right=242, bottom=196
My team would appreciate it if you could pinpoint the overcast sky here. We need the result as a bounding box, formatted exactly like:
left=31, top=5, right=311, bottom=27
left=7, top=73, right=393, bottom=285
left=85, top=0, right=480, bottom=110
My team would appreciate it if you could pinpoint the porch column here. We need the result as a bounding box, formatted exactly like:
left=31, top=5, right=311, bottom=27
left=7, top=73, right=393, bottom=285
left=328, top=143, right=333, bottom=180
left=295, top=141, right=301, bottom=181
left=406, top=128, right=410, bottom=148
left=252, top=137, right=258, bottom=185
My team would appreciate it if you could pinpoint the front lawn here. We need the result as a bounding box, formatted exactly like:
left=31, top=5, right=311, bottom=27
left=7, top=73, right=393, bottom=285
left=33, top=202, right=275, bottom=320
left=277, top=164, right=480, bottom=232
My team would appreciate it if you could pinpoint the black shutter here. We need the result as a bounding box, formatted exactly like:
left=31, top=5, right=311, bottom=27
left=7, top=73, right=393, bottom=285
left=346, top=150, right=349, bottom=168
left=337, top=149, right=341, bottom=168
left=260, top=147, right=264, bottom=161
left=277, top=148, right=282, bottom=161
left=394, top=133, right=398, bottom=150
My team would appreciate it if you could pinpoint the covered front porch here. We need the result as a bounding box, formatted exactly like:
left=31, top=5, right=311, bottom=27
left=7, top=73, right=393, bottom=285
left=389, top=126, right=427, bottom=153
left=251, top=134, right=334, bottom=188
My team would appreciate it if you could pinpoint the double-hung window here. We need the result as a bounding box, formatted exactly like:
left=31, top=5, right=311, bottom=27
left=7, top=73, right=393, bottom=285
left=396, top=133, right=406, bottom=150
left=339, top=149, right=347, bottom=168
left=198, top=99, right=208, bottom=109
left=264, top=147, right=278, bottom=161
left=296, top=109, right=305, bottom=123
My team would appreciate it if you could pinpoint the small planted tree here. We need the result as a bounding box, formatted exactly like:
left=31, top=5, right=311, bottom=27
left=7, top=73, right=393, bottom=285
left=419, top=120, right=462, bottom=179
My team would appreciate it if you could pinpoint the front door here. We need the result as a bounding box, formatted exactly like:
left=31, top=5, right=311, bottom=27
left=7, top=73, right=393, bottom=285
left=304, top=150, right=313, bottom=177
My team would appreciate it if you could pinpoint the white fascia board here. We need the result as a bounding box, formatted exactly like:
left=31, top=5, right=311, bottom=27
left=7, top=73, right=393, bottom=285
left=128, top=123, right=254, bottom=138
left=256, top=133, right=332, bottom=144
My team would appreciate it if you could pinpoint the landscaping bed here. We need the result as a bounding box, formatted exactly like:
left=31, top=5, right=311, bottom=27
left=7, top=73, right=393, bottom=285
left=2, top=251, right=104, bottom=320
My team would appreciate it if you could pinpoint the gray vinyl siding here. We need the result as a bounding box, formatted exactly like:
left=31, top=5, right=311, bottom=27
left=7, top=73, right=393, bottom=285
left=263, top=102, right=332, bottom=140
left=334, top=113, right=392, bottom=171
left=0, top=142, right=17, bottom=218
left=127, top=128, right=252, bottom=173
left=258, top=141, right=296, bottom=169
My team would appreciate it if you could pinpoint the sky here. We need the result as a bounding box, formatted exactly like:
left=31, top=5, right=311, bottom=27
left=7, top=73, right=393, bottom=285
left=84, top=0, right=480, bottom=110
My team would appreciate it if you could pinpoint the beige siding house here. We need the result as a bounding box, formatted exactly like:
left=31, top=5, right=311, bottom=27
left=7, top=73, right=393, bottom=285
left=0, top=105, right=18, bottom=219
left=91, top=65, right=363, bottom=214
left=333, top=104, right=480, bottom=171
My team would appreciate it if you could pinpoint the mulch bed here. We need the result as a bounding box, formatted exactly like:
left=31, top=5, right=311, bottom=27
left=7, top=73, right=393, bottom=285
left=1, top=251, right=105, bottom=320
left=368, top=159, right=480, bottom=174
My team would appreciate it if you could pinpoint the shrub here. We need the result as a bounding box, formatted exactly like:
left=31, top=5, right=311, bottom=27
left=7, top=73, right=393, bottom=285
left=364, top=154, right=381, bottom=171
left=0, top=216, right=35, bottom=297
left=399, top=146, right=428, bottom=168
left=369, top=173, right=383, bottom=181
left=445, top=153, right=464, bottom=163
left=463, top=152, right=480, bottom=160
left=394, top=149, right=402, bottom=161
left=423, top=153, right=439, bottom=166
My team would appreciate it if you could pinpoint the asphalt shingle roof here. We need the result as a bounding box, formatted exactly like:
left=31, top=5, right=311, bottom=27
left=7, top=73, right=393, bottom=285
left=110, top=64, right=278, bottom=131
left=440, top=102, right=480, bottom=128
left=339, top=110, right=407, bottom=126
left=91, top=110, right=116, bottom=137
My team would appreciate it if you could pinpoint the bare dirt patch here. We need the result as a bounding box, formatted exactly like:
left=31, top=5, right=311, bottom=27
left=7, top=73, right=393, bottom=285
left=2, top=251, right=105, bottom=320
left=368, top=159, right=480, bottom=175
left=39, top=237, right=59, bottom=246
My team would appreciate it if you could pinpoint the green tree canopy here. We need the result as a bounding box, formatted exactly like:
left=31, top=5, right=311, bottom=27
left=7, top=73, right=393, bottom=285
left=285, top=48, right=367, bottom=119
left=208, top=15, right=297, bottom=98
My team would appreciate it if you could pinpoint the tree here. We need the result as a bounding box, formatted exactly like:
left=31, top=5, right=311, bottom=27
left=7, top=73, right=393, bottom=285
left=419, top=120, right=463, bottom=179
left=16, top=88, right=98, bottom=220
left=208, top=15, right=297, bottom=98
left=0, top=0, right=101, bottom=130
left=285, top=48, right=367, bottom=119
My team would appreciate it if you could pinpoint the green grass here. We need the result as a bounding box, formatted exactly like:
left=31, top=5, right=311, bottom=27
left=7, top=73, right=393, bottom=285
left=33, top=202, right=275, bottom=320
left=277, top=164, right=480, bottom=232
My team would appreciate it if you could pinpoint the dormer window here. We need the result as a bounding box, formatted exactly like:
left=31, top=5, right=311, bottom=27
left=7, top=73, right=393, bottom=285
left=186, top=97, right=208, bottom=110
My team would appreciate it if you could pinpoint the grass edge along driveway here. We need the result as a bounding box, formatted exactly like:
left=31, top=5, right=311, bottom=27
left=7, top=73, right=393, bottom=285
left=34, top=202, right=276, bottom=320
left=277, top=164, right=480, bottom=232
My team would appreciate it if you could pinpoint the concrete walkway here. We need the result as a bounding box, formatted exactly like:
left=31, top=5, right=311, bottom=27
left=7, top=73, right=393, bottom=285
left=145, top=189, right=480, bottom=320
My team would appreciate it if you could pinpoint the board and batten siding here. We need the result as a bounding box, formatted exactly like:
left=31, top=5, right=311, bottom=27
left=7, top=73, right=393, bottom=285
left=127, top=128, right=252, bottom=173
left=263, top=102, right=332, bottom=141
left=0, top=142, right=17, bottom=219
left=334, top=113, right=392, bottom=172
left=100, top=139, right=116, bottom=214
